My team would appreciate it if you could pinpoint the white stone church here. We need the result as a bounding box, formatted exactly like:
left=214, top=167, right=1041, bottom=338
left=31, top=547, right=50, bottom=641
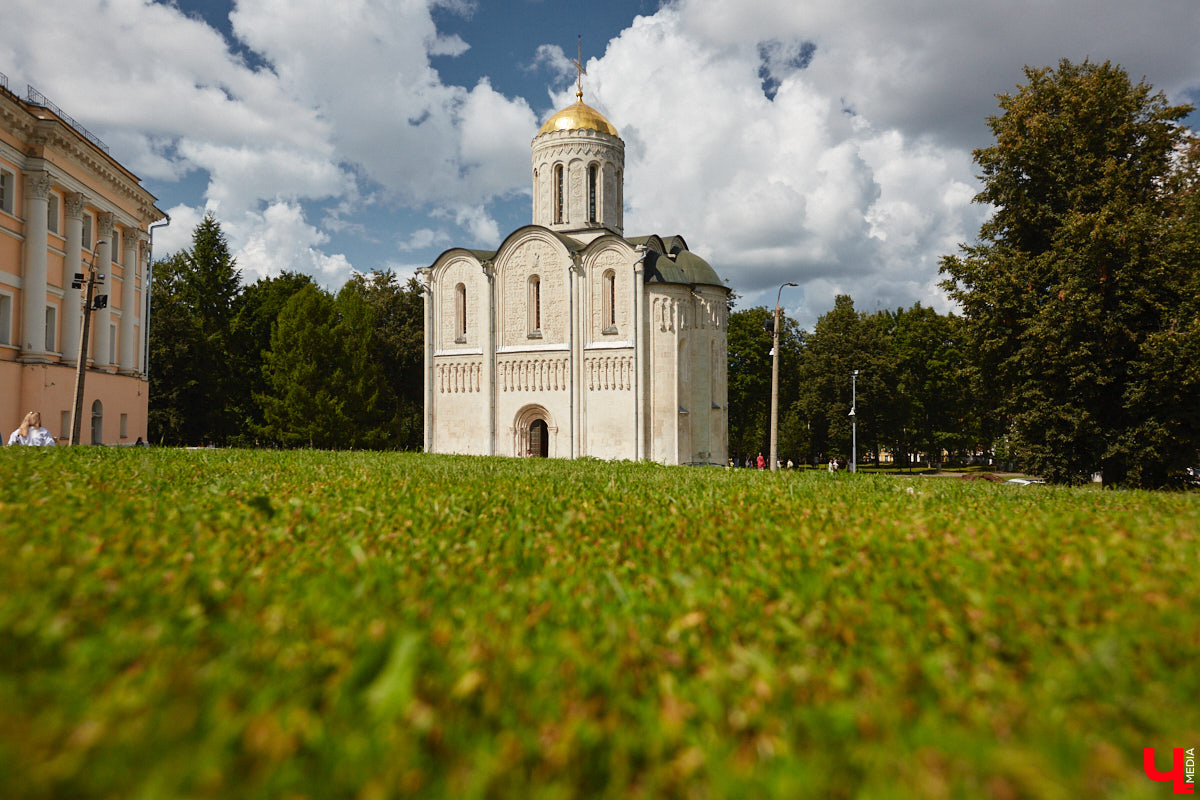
left=421, top=88, right=729, bottom=464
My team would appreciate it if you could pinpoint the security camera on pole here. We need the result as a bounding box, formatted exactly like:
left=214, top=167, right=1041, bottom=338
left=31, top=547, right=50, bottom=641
left=768, top=282, right=798, bottom=472
left=69, top=240, right=108, bottom=446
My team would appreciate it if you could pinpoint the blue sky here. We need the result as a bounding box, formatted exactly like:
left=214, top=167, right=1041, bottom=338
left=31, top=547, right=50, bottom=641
left=3, top=0, right=1197, bottom=327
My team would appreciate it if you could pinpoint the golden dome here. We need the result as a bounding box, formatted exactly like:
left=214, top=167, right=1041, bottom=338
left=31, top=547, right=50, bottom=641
left=537, top=100, right=619, bottom=137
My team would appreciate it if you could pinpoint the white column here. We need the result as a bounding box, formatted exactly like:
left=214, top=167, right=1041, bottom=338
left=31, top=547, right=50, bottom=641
left=61, top=193, right=85, bottom=363
left=118, top=228, right=138, bottom=372
left=20, top=171, right=51, bottom=358
left=93, top=213, right=114, bottom=368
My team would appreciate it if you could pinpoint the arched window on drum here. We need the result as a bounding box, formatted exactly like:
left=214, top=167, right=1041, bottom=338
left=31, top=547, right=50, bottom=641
left=587, top=164, right=599, bottom=224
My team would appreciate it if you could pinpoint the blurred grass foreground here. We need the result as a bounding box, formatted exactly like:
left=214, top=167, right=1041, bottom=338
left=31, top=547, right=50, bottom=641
left=1, top=448, right=1197, bottom=798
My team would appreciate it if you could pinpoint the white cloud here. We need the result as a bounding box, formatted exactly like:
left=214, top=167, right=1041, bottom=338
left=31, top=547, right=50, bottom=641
left=563, top=8, right=986, bottom=326
left=152, top=204, right=205, bottom=260
left=1, top=0, right=538, bottom=290
left=227, top=0, right=536, bottom=207
left=3, top=0, right=1195, bottom=328
left=555, top=0, right=1197, bottom=326
left=233, top=201, right=352, bottom=285
left=397, top=228, right=451, bottom=252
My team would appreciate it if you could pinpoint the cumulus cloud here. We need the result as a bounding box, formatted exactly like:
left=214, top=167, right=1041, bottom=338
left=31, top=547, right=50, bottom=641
left=560, top=0, right=1197, bottom=326
left=563, top=8, right=984, bottom=325
left=232, top=201, right=352, bottom=285
left=2, top=0, right=1195, bottom=322
left=0, top=0, right=536, bottom=281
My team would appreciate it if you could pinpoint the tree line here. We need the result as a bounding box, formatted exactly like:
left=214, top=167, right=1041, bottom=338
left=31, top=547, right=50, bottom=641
left=149, top=59, right=1197, bottom=487
left=727, top=297, right=979, bottom=471
left=731, top=59, right=1199, bottom=487
left=148, top=215, right=424, bottom=449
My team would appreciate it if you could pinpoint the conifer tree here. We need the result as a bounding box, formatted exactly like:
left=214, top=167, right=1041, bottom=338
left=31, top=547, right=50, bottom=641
left=148, top=214, right=241, bottom=445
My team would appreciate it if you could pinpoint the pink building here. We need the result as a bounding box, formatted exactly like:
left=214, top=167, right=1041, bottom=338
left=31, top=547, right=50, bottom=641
left=1, top=77, right=167, bottom=444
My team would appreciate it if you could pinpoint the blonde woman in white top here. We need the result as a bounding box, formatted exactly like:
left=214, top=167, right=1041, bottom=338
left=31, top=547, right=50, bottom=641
left=7, top=411, right=56, bottom=446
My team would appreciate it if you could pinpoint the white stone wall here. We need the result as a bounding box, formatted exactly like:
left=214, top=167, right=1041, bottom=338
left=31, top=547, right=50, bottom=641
left=436, top=257, right=484, bottom=352
left=497, top=237, right=569, bottom=348
left=583, top=347, right=637, bottom=460
left=642, top=284, right=729, bottom=465
left=431, top=353, right=490, bottom=455
left=585, top=246, right=634, bottom=342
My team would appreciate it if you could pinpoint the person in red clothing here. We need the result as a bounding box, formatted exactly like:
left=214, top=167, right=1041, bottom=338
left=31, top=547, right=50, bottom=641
left=756, top=452, right=765, bottom=470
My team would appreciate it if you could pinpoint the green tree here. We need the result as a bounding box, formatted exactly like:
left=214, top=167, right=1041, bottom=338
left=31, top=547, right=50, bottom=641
left=793, top=295, right=891, bottom=465
left=873, top=304, right=974, bottom=467
left=147, top=214, right=242, bottom=445
left=258, top=286, right=342, bottom=448
left=726, top=306, right=801, bottom=463
left=227, top=272, right=315, bottom=444
left=941, top=59, right=1197, bottom=486
left=340, top=271, right=425, bottom=450
left=258, top=284, right=396, bottom=449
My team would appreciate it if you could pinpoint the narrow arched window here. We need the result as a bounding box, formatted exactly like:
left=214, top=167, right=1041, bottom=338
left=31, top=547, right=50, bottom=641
left=454, top=283, right=467, bottom=342
left=528, top=275, right=542, bottom=337
left=588, top=164, right=598, bottom=223
left=602, top=269, right=617, bottom=334
left=554, top=165, right=564, bottom=224
left=90, top=399, right=103, bottom=445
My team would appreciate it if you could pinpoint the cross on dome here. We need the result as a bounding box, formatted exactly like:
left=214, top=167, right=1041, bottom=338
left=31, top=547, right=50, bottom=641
left=571, top=35, right=586, bottom=102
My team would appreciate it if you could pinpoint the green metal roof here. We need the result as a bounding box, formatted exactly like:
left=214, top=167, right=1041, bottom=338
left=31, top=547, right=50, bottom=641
left=644, top=249, right=725, bottom=289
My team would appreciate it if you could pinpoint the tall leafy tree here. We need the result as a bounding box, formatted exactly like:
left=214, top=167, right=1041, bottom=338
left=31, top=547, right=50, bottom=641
left=227, top=272, right=315, bottom=444
left=726, top=306, right=801, bottom=463
left=793, top=295, right=890, bottom=464
left=941, top=59, right=1196, bottom=486
left=340, top=271, right=425, bottom=449
left=148, top=214, right=241, bottom=445
left=874, top=304, right=974, bottom=467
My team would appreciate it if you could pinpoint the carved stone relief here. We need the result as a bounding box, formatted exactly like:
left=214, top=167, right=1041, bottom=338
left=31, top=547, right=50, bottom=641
left=436, top=361, right=483, bottom=393
left=26, top=171, right=52, bottom=201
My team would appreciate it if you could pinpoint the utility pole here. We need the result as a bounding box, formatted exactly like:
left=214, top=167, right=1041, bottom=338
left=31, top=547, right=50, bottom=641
left=769, top=281, right=798, bottom=472
left=69, top=241, right=107, bottom=446
left=849, top=369, right=859, bottom=473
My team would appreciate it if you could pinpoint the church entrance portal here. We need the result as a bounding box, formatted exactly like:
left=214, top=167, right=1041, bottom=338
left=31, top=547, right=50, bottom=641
left=514, top=405, right=556, bottom=458
left=529, top=419, right=549, bottom=458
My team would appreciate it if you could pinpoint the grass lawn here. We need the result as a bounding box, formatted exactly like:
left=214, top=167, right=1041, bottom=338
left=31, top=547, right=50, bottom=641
left=1, top=448, right=1197, bottom=798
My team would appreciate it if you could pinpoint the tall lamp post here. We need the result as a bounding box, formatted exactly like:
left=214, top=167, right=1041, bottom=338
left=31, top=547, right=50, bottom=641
left=849, top=369, right=859, bottom=473
left=69, top=241, right=107, bottom=446
left=769, top=281, right=798, bottom=472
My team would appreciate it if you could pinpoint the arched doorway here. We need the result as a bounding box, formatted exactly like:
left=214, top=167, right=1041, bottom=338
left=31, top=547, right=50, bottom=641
left=514, top=405, right=557, bottom=458
left=529, top=419, right=549, bottom=458
left=90, top=400, right=103, bottom=445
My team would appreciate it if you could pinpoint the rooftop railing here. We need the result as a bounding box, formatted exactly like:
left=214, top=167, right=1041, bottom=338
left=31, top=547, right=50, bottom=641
left=25, top=83, right=110, bottom=154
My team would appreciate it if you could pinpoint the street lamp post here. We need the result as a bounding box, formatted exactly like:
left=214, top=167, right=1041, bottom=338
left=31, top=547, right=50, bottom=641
left=849, top=369, right=859, bottom=473
left=769, top=281, right=798, bottom=472
left=69, top=241, right=107, bottom=446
